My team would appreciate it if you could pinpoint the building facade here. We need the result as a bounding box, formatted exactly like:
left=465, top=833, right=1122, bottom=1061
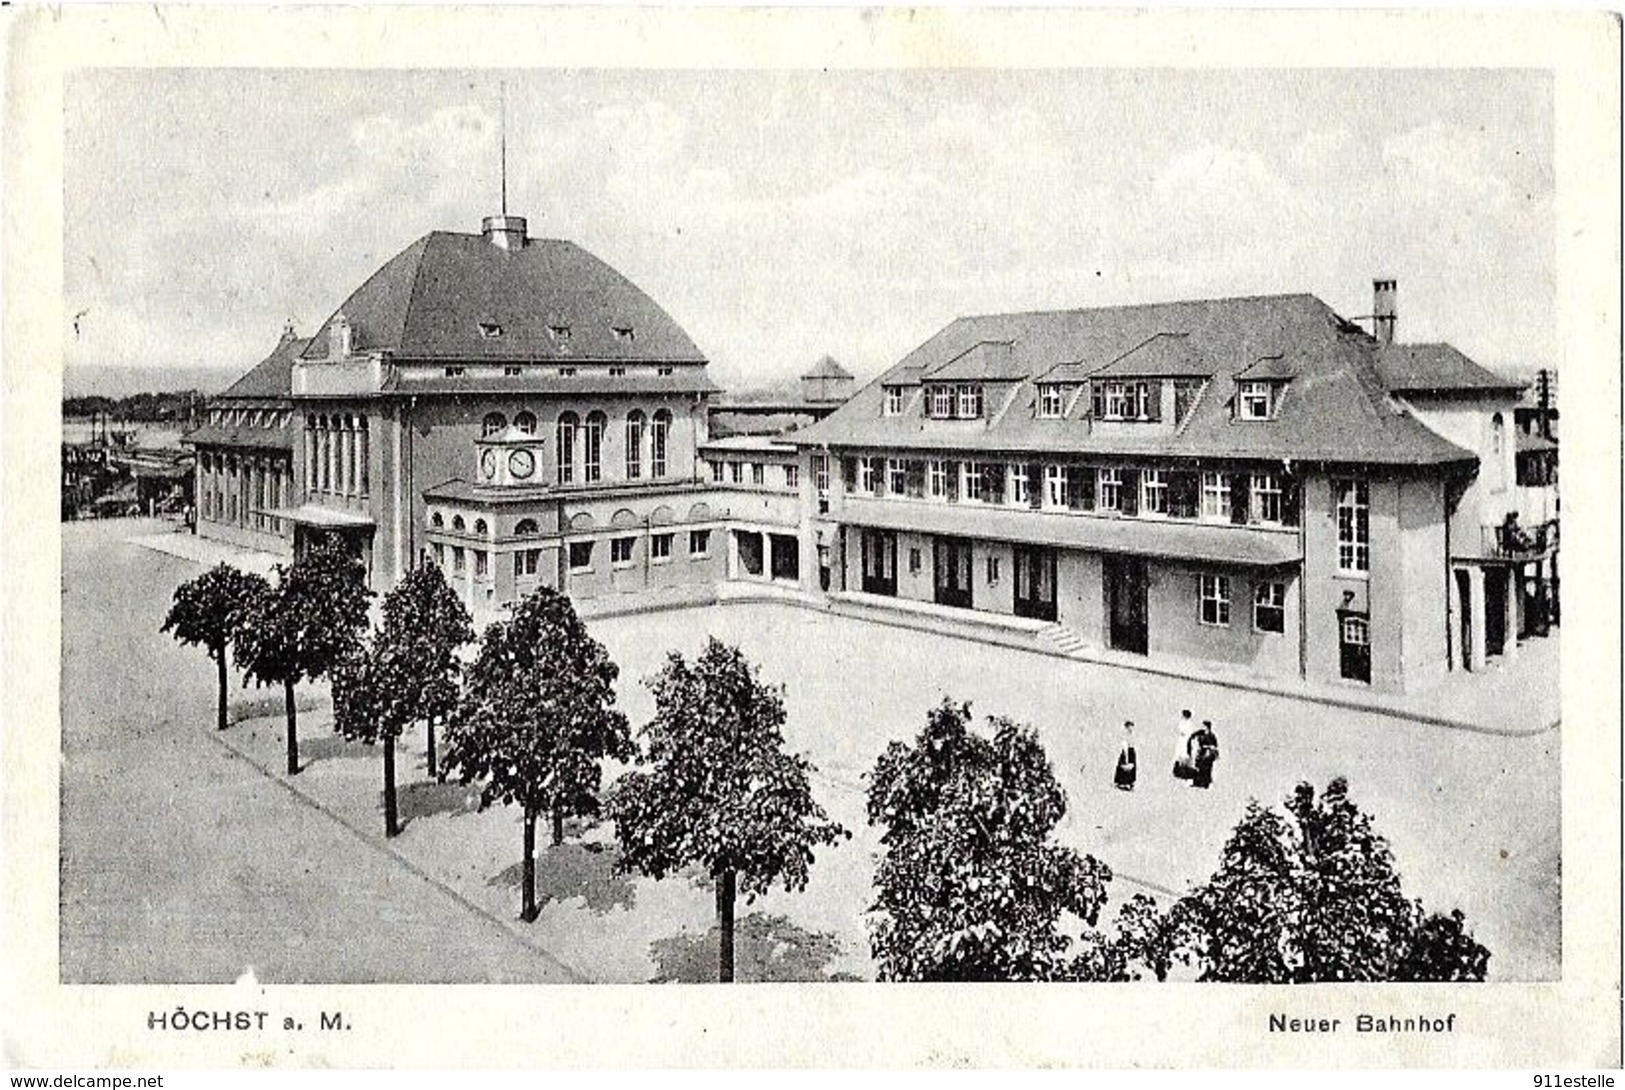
left=792, top=284, right=1558, bottom=693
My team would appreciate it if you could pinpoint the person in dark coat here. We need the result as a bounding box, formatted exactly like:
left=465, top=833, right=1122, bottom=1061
left=1113, top=721, right=1137, bottom=791
left=1189, top=720, right=1220, bottom=789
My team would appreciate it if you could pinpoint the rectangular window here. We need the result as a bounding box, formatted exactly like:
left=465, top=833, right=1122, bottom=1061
left=908, top=547, right=922, bottom=575
left=987, top=556, right=1001, bottom=584
left=452, top=546, right=466, bottom=574
left=1097, top=467, right=1123, bottom=512
left=1038, top=384, right=1065, bottom=419
left=884, top=387, right=905, bottom=416
left=711, top=460, right=724, bottom=482
left=611, top=537, right=636, bottom=567
left=1335, top=478, right=1371, bottom=575
left=1250, top=473, right=1282, bottom=524
left=444, top=366, right=466, bottom=377
left=929, top=386, right=954, bottom=419
left=568, top=541, right=594, bottom=572
left=689, top=529, right=711, bottom=557
left=961, top=461, right=983, bottom=502
left=956, top=384, right=984, bottom=419
left=887, top=459, right=907, bottom=496
left=751, top=463, right=765, bottom=486
left=474, top=550, right=488, bottom=577
left=858, top=457, right=877, bottom=494
left=558, top=366, right=577, bottom=377
left=1239, top=381, right=1274, bottom=421
left=1141, top=469, right=1168, bottom=515
left=730, top=462, right=743, bottom=485
left=1103, top=382, right=1130, bottom=420
left=432, top=542, right=445, bottom=568
left=1201, top=472, right=1231, bottom=520
left=651, top=533, right=673, bottom=562
left=514, top=549, right=540, bottom=578
left=609, top=366, right=627, bottom=377
left=927, top=460, right=948, bottom=499
left=650, top=415, right=669, bottom=478
left=814, top=455, right=829, bottom=496
left=1254, top=581, right=1286, bottom=632
left=1198, top=574, right=1231, bottom=627
left=503, top=365, right=523, bottom=377
left=785, top=464, right=799, bottom=489
left=1044, top=464, right=1069, bottom=509
left=1008, top=464, right=1030, bottom=506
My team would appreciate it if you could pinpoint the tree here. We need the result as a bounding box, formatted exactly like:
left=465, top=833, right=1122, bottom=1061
left=865, top=699, right=1112, bottom=982
left=331, top=563, right=474, bottom=837
left=441, top=586, right=632, bottom=922
left=160, top=563, right=266, bottom=731
left=378, top=563, right=474, bottom=778
left=1170, top=777, right=1491, bottom=982
left=609, top=637, right=847, bottom=982
left=234, top=540, right=372, bottom=776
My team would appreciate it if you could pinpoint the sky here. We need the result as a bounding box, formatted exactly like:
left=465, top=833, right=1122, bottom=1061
left=63, top=68, right=1554, bottom=395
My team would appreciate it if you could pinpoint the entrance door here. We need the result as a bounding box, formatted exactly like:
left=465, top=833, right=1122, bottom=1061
left=1104, top=556, right=1148, bottom=654
left=933, top=536, right=974, bottom=609
left=1484, top=568, right=1508, bottom=656
left=1339, top=612, right=1371, bottom=683
left=1013, top=545, right=1058, bottom=621
left=860, top=529, right=897, bottom=597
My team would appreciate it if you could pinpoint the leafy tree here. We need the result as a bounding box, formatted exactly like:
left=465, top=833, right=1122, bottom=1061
left=160, top=563, right=266, bottom=731
left=234, top=541, right=372, bottom=775
left=865, top=699, right=1112, bottom=982
left=331, top=637, right=415, bottom=837
left=441, top=586, right=631, bottom=922
left=378, top=563, right=474, bottom=778
left=610, top=637, right=848, bottom=982
left=1170, top=777, right=1491, bottom=982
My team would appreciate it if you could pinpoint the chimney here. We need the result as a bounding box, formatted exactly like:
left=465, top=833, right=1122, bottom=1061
left=1372, top=279, right=1397, bottom=345
left=280, top=318, right=298, bottom=344
left=482, top=215, right=528, bottom=252
left=329, top=312, right=352, bottom=359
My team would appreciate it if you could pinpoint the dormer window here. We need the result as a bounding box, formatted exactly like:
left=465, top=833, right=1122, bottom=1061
left=478, top=322, right=503, bottom=339
left=883, top=387, right=905, bottom=416
left=503, top=365, right=523, bottom=377
left=609, top=366, right=627, bottom=377
left=657, top=366, right=674, bottom=376
left=1239, top=381, right=1275, bottom=421
left=548, top=324, right=572, bottom=341
left=612, top=326, right=636, bottom=342
left=1091, top=380, right=1158, bottom=422
left=1037, top=384, right=1066, bottom=419
left=444, top=366, right=466, bottom=377
left=558, top=366, right=577, bottom=377
left=956, top=384, right=984, bottom=419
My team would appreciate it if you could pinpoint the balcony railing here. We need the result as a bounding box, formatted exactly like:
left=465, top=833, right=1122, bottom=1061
left=1479, top=519, right=1558, bottom=561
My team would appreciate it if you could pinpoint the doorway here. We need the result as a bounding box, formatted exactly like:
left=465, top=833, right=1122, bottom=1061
left=1104, top=556, right=1148, bottom=654
left=933, top=536, right=974, bottom=609
left=1339, top=611, right=1371, bottom=684
left=1484, top=567, right=1508, bottom=657
left=860, top=528, right=896, bottom=597
left=1013, top=545, right=1058, bottom=621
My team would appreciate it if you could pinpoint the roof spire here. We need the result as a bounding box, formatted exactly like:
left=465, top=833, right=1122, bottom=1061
left=482, top=79, right=527, bottom=250
left=499, top=79, right=508, bottom=217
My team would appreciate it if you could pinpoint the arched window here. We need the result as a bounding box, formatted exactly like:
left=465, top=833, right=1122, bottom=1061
left=625, top=410, right=646, bottom=480
left=452, top=514, right=466, bottom=532
left=473, top=518, right=488, bottom=535
left=556, top=412, right=579, bottom=485
left=1491, top=412, right=1506, bottom=490
left=483, top=412, right=507, bottom=437
left=431, top=511, right=444, bottom=528
left=651, top=409, right=672, bottom=478
left=514, top=410, right=537, bottom=436
left=515, top=518, right=539, bottom=535
left=584, top=411, right=607, bottom=483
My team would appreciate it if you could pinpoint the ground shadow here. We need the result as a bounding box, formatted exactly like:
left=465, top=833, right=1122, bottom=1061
left=486, top=840, right=636, bottom=915
left=298, top=732, right=377, bottom=766
left=649, top=913, right=859, bottom=982
left=228, top=691, right=322, bottom=725
left=394, top=779, right=482, bottom=826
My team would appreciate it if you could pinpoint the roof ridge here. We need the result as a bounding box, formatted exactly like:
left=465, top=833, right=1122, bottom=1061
left=954, top=291, right=1326, bottom=324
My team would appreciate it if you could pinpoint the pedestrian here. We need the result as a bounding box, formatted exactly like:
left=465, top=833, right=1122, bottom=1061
left=1172, top=708, right=1195, bottom=780
left=1113, top=720, right=1137, bottom=792
left=1189, top=720, right=1220, bottom=789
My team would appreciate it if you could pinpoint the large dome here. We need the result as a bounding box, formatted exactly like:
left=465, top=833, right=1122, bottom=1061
left=299, top=227, right=707, bottom=364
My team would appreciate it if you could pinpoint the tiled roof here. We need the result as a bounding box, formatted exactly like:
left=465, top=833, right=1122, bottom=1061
left=796, top=293, right=1476, bottom=467
left=803, top=355, right=853, bottom=380
left=926, top=341, right=1025, bottom=381
left=380, top=367, right=718, bottom=397
left=298, top=231, right=708, bottom=365
left=216, top=335, right=308, bottom=401
left=181, top=424, right=295, bottom=451
left=1373, top=343, right=1525, bottom=393
left=1087, top=333, right=1218, bottom=378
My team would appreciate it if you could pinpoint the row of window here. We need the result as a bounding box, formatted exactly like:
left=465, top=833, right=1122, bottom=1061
left=430, top=531, right=714, bottom=578
left=708, top=459, right=799, bottom=490
left=1197, top=574, right=1288, bottom=633
left=479, top=410, right=673, bottom=485
left=443, top=362, right=677, bottom=378
left=304, top=415, right=370, bottom=497
left=211, top=407, right=291, bottom=429
left=881, top=378, right=1277, bottom=424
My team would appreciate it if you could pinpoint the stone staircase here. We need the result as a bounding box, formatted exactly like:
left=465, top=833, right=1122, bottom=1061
left=1037, top=622, right=1088, bottom=657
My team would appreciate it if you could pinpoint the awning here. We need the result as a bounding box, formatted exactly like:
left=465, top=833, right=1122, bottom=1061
left=837, top=497, right=1302, bottom=567
left=265, top=504, right=376, bottom=529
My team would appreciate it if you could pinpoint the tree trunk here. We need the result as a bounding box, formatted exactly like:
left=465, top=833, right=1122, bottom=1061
left=520, top=808, right=538, bottom=922
left=383, top=734, right=399, bottom=838
left=717, top=868, right=736, bottom=983
left=284, top=678, right=299, bottom=775
left=425, top=718, right=438, bottom=779
left=552, top=806, right=565, bottom=847
left=215, top=645, right=229, bottom=731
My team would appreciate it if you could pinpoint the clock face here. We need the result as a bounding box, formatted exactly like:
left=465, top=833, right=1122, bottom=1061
left=480, top=449, right=497, bottom=480
left=509, top=448, right=536, bottom=480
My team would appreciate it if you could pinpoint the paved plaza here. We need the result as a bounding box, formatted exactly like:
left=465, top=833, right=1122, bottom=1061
left=60, top=519, right=1561, bottom=983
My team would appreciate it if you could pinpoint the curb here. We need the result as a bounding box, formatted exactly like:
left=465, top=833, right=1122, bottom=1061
left=203, top=722, right=592, bottom=984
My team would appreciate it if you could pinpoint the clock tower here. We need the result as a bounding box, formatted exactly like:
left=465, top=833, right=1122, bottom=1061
left=474, top=425, right=544, bottom=488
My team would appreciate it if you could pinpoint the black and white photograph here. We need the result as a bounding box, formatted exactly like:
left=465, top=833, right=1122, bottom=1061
left=5, top=4, right=1619, bottom=1074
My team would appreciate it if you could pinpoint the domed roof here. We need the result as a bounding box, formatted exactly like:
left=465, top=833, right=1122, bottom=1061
left=300, top=229, right=707, bottom=364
